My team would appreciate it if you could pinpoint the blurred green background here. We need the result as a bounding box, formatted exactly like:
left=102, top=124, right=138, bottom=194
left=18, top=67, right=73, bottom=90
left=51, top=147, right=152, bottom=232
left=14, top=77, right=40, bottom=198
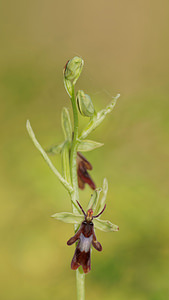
left=0, top=1, right=169, bottom=299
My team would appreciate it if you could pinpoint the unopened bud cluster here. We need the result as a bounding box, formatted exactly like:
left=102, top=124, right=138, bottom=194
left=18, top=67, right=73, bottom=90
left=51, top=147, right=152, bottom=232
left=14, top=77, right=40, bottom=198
left=64, top=56, right=95, bottom=118
left=64, top=56, right=84, bottom=84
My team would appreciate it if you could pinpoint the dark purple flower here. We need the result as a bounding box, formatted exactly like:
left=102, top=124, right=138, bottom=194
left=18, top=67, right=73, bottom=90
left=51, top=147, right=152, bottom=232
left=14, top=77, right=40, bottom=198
left=77, top=152, right=96, bottom=190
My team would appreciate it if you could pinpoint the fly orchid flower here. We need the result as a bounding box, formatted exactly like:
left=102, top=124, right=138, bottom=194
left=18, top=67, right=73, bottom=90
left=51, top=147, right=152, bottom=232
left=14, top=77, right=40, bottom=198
left=52, top=182, right=119, bottom=273
left=67, top=201, right=106, bottom=273
left=77, top=152, right=96, bottom=190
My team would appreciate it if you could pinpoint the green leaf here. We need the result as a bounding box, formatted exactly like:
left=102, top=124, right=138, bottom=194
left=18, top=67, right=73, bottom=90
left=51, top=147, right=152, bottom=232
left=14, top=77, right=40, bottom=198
left=61, top=141, right=71, bottom=184
left=61, top=107, right=72, bottom=142
left=94, top=218, right=119, bottom=232
left=51, top=212, right=83, bottom=224
left=86, top=188, right=102, bottom=212
left=46, top=142, right=65, bottom=155
left=96, top=178, right=108, bottom=214
left=77, top=140, right=104, bottom=152
left=79, top=94, right=120, bottom=140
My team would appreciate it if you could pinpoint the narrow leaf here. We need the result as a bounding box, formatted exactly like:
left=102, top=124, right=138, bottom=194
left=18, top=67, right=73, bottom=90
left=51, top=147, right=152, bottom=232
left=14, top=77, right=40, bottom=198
left=86, top=188, right=102, bottom=212
left=77, top=140, right=104, bottom=152
left=51, top=212, right=83, bottom=224
left=26, top=120, right=73, bottom=194
left=61, top=107, right=72, bottom=142
left=94, top=218, right=119, bottom=232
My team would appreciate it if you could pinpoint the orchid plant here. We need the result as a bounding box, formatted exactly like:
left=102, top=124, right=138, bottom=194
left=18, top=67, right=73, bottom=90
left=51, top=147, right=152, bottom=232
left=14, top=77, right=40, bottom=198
left=26, top=57, right=120, bottom=300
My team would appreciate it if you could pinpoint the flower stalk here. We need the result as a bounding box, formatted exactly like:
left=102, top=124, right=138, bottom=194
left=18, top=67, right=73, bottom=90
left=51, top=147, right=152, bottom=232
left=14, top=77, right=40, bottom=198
left=70, top=85, right=80, bottom=212
left=26, top=56, right=119, bottom=300
left=70, top=85, right=85, bottom=299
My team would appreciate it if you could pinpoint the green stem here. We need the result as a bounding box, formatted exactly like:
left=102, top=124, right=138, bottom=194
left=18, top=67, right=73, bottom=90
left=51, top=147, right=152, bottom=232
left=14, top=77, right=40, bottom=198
left=70, top=85, right=85, bottom=300
left=70, top=85, right=80, bottom=213
left=76, top=269, right=85, bottom=300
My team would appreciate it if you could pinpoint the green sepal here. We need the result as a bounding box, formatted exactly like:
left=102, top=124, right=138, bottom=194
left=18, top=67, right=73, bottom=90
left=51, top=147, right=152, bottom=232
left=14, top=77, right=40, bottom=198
left=72, top=57, right=84, bottom=85
left=96, top=178, right=108, bottom=214
left=77, top=140, right=104, bottom=152
left=61, top=141, right=71, bottom=184
left=51, top=212, right=83, bottom=224
left=51, top=211, right=119, bottom=232
left=94, top=218, right=119, bottom=232
left=86, top=188, right=102, bottom=212
left=46, top=142, right=65, bottom=155
left=79, top=94, right=120, bottom=140
left=61, top=107, right=72, bottom=142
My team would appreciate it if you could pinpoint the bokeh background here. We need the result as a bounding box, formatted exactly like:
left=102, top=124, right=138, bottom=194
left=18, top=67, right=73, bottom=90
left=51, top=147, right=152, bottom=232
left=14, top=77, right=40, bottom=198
left=1, top=1, right=169, bottom=299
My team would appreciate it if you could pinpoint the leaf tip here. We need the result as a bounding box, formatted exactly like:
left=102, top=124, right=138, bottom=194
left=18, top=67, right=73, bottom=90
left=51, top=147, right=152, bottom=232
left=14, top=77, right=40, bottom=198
left=26, top=119, right=30, bottom=129
left=113, top=93, right=120, bottom=99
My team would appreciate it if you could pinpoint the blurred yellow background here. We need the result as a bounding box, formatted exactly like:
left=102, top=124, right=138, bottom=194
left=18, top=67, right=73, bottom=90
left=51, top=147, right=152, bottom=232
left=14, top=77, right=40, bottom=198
left=0, top=1, right=169, bottom=299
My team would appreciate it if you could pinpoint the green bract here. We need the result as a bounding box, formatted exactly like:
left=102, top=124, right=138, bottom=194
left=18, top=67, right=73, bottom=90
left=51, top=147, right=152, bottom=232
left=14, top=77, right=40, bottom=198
left=77, top=140, right=103, bottom=152
left=77, top=90, right=95, bottom=117
left=79, top=94, right=120, bottom=140
left=61, top=107, right=72, bottom=143
left=64, top=78, right=73, bottom=98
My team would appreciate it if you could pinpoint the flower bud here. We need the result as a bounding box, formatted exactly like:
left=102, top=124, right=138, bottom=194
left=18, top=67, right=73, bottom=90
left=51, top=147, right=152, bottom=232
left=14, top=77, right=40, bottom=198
left=63, top=56, right=84, bottom=85
left=76, top=90, right=95, bottom=117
